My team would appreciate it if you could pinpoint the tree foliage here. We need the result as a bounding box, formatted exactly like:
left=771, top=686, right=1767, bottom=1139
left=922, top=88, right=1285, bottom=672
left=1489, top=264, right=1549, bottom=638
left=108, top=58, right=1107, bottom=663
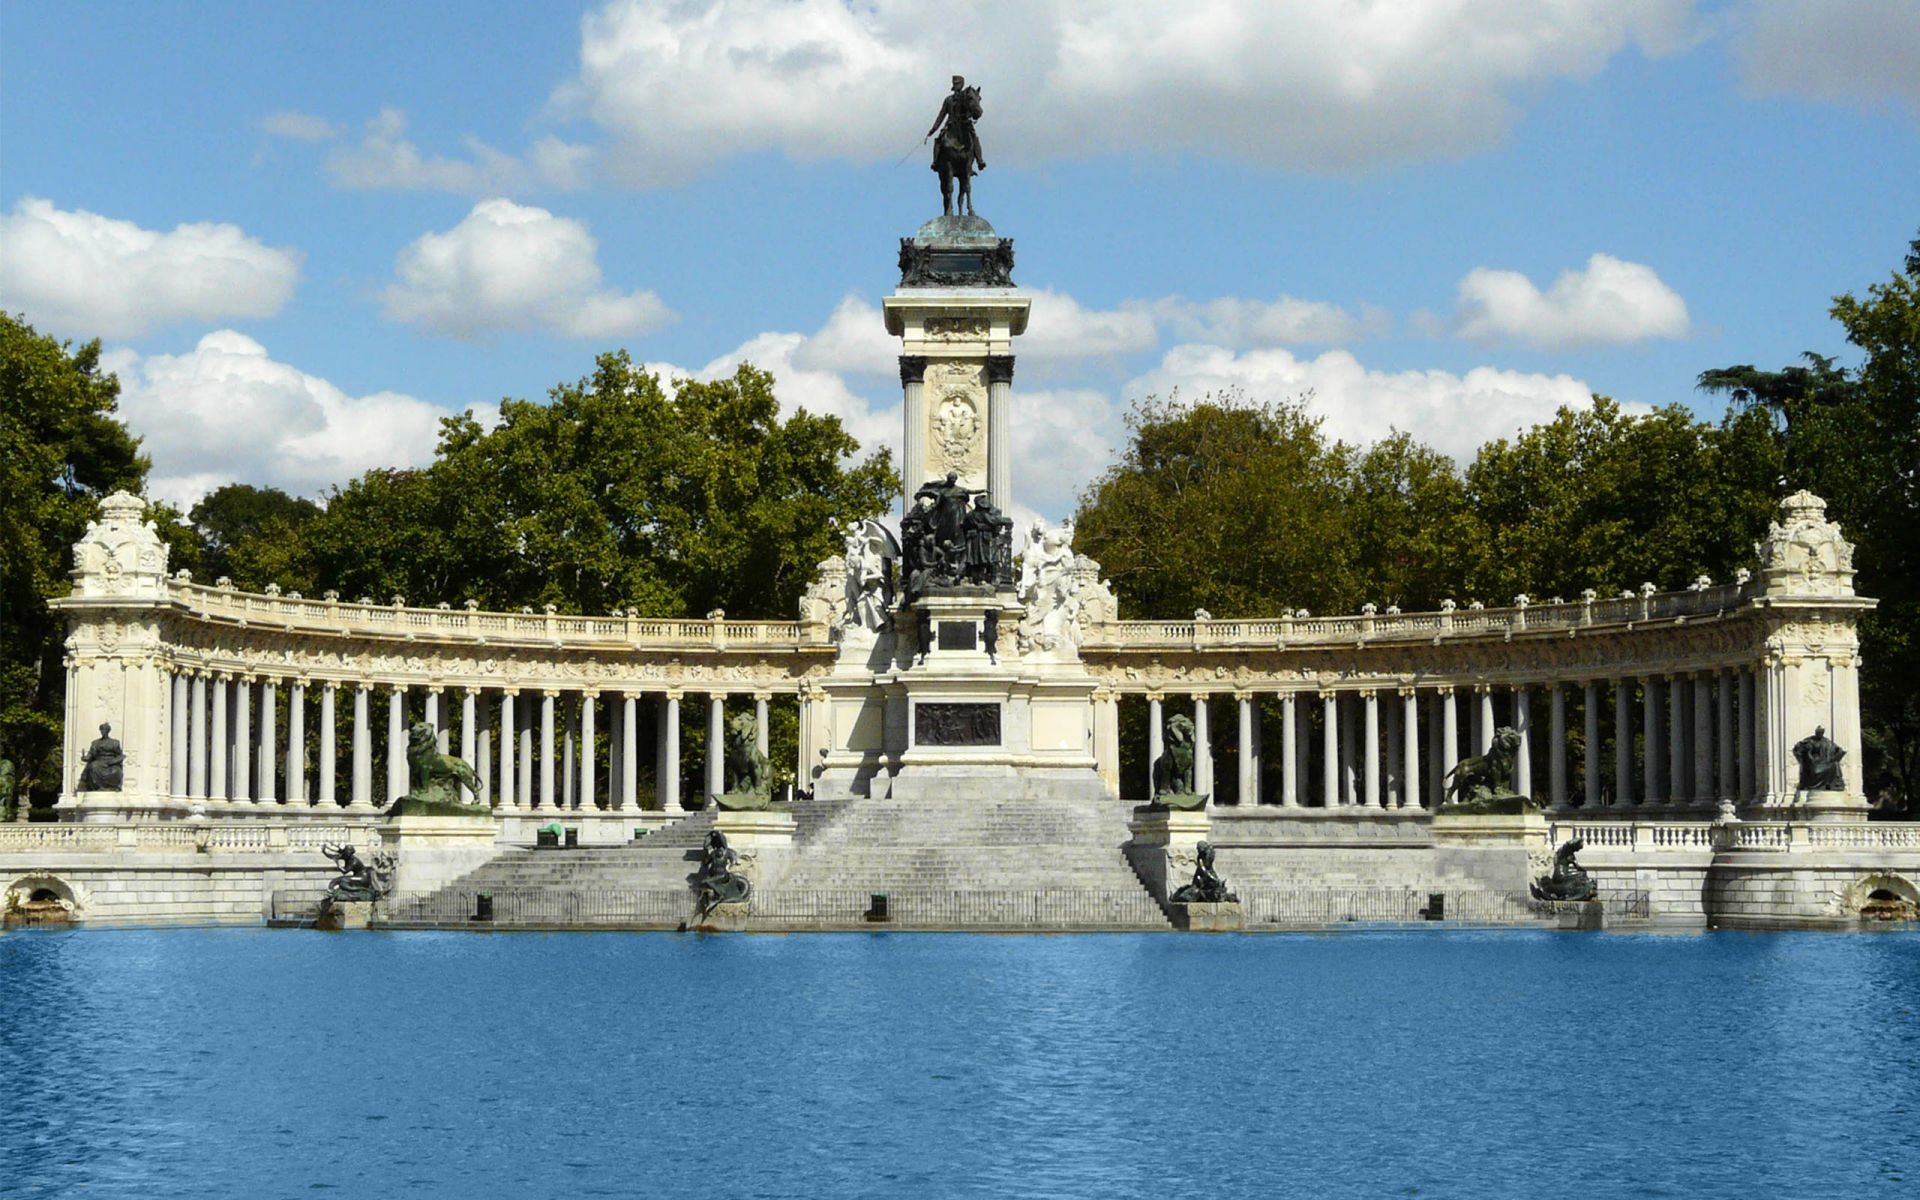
left=0, top=313, right=149, bottom=801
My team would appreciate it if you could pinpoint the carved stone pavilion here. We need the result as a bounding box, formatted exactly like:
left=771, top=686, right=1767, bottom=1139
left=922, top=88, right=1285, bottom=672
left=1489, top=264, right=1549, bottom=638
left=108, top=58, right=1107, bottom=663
left=8, top=210, right=1919, bottom=934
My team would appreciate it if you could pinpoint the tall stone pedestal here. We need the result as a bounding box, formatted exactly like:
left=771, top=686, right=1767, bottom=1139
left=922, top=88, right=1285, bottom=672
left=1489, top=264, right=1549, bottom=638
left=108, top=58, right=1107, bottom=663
left=1430, top=809, right=1549, bottom=896
left=712, top=807, right=796, bottom=889
left=380, top=812, right=499, bottom=898
left=1125, top=805, right=1212, bottom=904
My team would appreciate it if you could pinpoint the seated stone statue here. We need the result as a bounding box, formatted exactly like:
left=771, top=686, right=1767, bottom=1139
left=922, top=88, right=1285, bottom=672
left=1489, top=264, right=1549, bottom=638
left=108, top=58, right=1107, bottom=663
left=1170, top=840, right=1237, bottom=904
left=1530, top=838, right=1597, bottom=902
left=78, top=722, right=124, bottom=792
left=1152, top=714, right=1203, bottom=808
left=1792, top=725, right=1846, bottom=792
left=693, top=830, right=752, bottom=915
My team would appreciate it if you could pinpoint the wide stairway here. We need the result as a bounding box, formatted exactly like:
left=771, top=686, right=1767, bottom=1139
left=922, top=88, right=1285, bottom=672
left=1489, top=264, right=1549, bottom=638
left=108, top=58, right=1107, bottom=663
left=391, top=789, right=1169, bottom=930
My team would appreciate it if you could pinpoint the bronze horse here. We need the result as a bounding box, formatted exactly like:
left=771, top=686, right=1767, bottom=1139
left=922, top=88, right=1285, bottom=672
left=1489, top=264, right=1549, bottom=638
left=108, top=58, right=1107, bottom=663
left=928, top=77, right=984, bottom=217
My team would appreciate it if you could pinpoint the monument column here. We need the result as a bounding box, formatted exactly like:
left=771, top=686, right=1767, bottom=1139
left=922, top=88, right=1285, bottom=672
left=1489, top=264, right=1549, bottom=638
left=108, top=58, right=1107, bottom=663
left=539, top=691, right=557, bottom=809
left=1441, top=688, right=1460, bottom=795
left=385, top=686, right=406, bottom=805
left=755, top=694, right=770, bottom=762
left=1321, top=692, right=1339, bottom=808
left=1583, top=681, right=1601, bottom=808
left=1667, top=672, right=1687, bottom=808
left=1716, top=669, right=1735, bottom=811
left=1738, top=669, right=1757, bottom=804
left=286, top=681, right=306, bottom=805
left=986, top=355, right=1014, bottom=508
left=580, top=692, right=597, bottom=811
left=900, top=355, right=928, bottom=506
left=620, top=693, right=638, bottom=810
left=209, top=672, right=229, bottom=802
left=1362, top=690, right=1381, bottom=808
left=1476, top=686, right=1495, bottom=754
left=661, top=692, right=682, bottom=810
left=1236, top=695, right=1256, bottom=806
left=188, top=672, right=208, bottom=800
left=350, top=685, right=372, bottom=810
left=424, top=689, right=442, bottom=751
left=1339, top=694, right=1358, bottom=806
left=497, top=691, right=518, bottom=811
left=1400, top=689, right=1420, bottom=810
left=1279, top=693, right=1298, bottom=808
left=1614, top=679, right=1634, bottom=808
left=1147, top=695, right=1164, bottom=794
left=232, top=677, right=252, bottom=802
left=169, top=671, right=188, bottom=796
left=1512, top=685, right=1532, bottom=801
left=461, top=689, right=478, bottom=804
left=1192, top=695, right=1211, bottom=799
left=706, top=694, right=726, bottom=801
left=1642, top=675, right=1663, bottom=809
left=1692, top=673, right=1715, bottom=808
left=319, top=684, right=337, bottom=807
left=258, top=677, right=277, bottom=804
left=1384, top=689, right=1401, bottom=807
left=1548, top=684, right=1568, bottom=811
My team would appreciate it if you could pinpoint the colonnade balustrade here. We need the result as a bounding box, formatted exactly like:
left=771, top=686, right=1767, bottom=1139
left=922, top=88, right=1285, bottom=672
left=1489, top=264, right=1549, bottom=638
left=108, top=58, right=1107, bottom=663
left=1110, top=670, right=1774, bottom=813
left=158, top=671, right=779, bottom=816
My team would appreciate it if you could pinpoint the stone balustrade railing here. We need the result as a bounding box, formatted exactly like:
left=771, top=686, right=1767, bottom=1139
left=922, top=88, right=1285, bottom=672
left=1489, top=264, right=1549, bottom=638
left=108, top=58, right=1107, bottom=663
left=0, top=822, right=379, bottom=854
left=168, top=581, right=805, bottom=649
left=1086, top=583, right=1750, bottom=650
left=1547, top=820, right=1920, bottom=853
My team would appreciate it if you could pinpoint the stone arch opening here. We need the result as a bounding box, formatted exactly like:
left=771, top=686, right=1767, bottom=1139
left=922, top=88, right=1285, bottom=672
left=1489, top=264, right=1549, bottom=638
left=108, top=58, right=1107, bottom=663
left=3, top=873, right=81, bottom=925
left=1846, top=873, right=1919, bottom=922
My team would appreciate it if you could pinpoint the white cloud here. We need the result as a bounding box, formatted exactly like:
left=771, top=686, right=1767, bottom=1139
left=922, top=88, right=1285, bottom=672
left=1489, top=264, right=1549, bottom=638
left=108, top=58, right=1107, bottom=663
left=1009, top=386, right=1123, bottom=520
left=691, top=332, right=901, bottom=466
left=557, top=0, right=1693, bottom=184
left=1734, top=0, right=1920, bottom=113
left=327, top=108, right=596, bottom=194
left=1022, top=288, right=1158, bottom=362
left=102, top=331, right=469, bottom=508
left=1125, top=344, right=1607, bottom=462
left=261, top=110, right=341, bottom=141
left=790, top=295, right=898, bottom=377
left=381, top=198, right=672, bottom=340
left=0, top=198, right=301, bottom=340
left=1151, top=295, right=1388, bottom=348
left=1452, top=254, right=1690, bottom=350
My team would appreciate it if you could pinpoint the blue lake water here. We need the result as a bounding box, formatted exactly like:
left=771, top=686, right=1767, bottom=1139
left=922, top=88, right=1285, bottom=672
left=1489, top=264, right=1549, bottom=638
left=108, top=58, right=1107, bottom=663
left=1, top=928, right=1915, bottom=1200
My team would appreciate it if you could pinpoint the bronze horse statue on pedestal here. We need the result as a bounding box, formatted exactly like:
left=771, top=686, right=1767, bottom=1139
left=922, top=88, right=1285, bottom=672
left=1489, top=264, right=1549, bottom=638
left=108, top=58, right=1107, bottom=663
left=927, top=75, right=985, bottom=217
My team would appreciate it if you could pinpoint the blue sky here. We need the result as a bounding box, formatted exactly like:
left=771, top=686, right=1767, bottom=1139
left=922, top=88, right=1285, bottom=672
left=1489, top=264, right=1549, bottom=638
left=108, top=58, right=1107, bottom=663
left=3, top=0, right=1916, bottom=524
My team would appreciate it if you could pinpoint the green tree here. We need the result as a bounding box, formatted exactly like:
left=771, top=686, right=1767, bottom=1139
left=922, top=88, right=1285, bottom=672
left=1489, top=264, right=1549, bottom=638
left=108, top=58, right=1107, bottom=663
left=187, top=483, right=321, bottom=587
left=0, top=314, right=149, bottom=803
left=1461, top=398, right=1784, bottom=602
left=284, top=354, right=896, bottom=619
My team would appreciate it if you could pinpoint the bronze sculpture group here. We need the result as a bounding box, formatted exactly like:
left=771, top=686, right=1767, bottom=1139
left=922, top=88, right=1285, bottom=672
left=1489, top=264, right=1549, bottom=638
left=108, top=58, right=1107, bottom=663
left=1170, top=841, right=1237, bottom=904
left=1530, top=838, right=1597, bottom=903
left=926, top=74, right=985, bottom=217
left=693, top=830, right=752, bottom=916
left=899, top=472, right=1014, bottom=601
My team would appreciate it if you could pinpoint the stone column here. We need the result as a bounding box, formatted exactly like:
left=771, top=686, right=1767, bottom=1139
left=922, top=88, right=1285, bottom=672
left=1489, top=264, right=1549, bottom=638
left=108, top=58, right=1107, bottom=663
left=539, top=691, right=557, bottom=809
left=900, top=356, right=928, bottom=510
left=460, top=690, right=478, bottom=804
left=1279, top=693, right=1298, bottom=808
left=425, top=690, right=444, bottom=752
left=620, top=693, right=638, bottom=810
left=1582, top=682, right=1600, bottom=809
left=497, top=691, right=517, bottom=810
left=350, top=685, right=372, bottom=810
left=1614, top=679, right=1633, bottom=808
left=1339, top=694, right=1358, bottom=806
left=319, top=684, right=337, bottom=807
left=385, top=687, right=405, bottom=805
left=1738, top=669, right=1757, bottom=804
left=169, top=671, right=189, bottom=795
left=1717, top=669, right=1735, bottom=810
left=1321, top=692, right=1339, bottom=808
left=209, top=673, right=229, bottom=801
left=1401, top=689, right=1420, bottom=810
left=188, top=673, right=208, bottom=799
left=1092, top=690, right=1121, bottom=795
left=562, top=702, right=577, bottom=809
left=1362, top=690, right=1381, bottom=808
left=986, top=355, right=1014, bottom=510
left=1237, top=695, right=1256, bottom=806
left=1668, top=673, right=1687, bottom=808
left=232, top=678, right=252, bottom=802
left=258, top=678, right=277, bottom=804
left=286, top=681, right=306, bottom=805
left=1477, top=686, right=1495, bottom=754
left=475, top=692, right=491, bottom=807
left=1642, top=675, right=1663, bottom=808
left=1548, top=685, right=1568, bottom=811
left=1441, top=688, right=1460, bottom=796
left=755, top=694, right=770, bottom=761
left=580, top=693, right=596, bottom=810
left=1693, top=674, right=1715, bottom=808
left=1192, top=695, right=1212, bottom=799
left=1147, top=695, right=1164, bottom=791
left=1512, top=685, right=1532, bottom=801
left=518, top=698, right=535, bottom=808
left=1384, top=691, right=1401, bottom=807
left=661, top=693, right=682, bottom=810
left=1427, top=693, right=1443, bottom=808
left=706, top=694, right=726, bottom=801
